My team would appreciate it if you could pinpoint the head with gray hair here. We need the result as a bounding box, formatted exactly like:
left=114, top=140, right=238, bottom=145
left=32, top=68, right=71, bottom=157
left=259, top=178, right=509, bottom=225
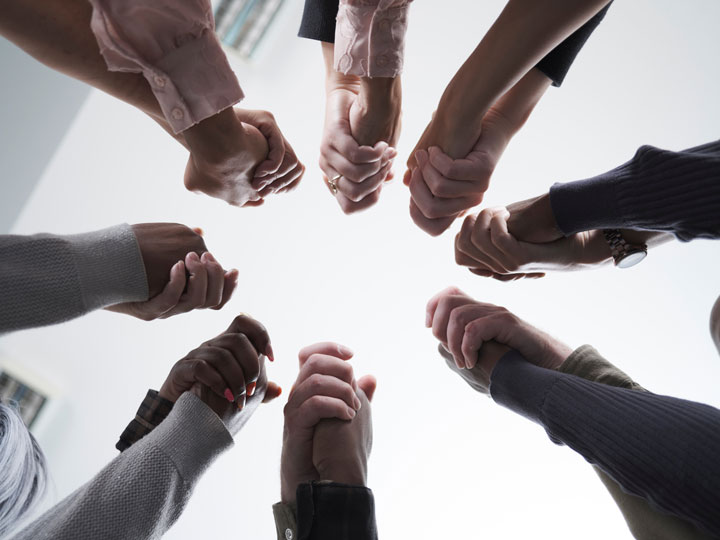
left=0, top=401, right=47, bottom=536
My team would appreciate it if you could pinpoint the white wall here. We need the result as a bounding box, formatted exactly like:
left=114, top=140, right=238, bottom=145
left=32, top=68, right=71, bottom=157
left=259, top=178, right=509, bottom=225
left=2, top=1, right=720, bottom=538
left=0, top=37, right=89, bottom=233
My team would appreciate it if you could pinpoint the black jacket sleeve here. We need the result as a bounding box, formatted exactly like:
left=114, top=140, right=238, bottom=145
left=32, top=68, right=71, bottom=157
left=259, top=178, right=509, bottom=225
left=296, top=482, right=378, bottom=540
left=298, top=0, right=339, bottom=42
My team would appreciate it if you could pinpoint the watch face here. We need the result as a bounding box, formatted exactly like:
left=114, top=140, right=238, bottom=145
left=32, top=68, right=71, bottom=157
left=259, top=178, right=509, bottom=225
left=617, top=249, right=647, bottom=269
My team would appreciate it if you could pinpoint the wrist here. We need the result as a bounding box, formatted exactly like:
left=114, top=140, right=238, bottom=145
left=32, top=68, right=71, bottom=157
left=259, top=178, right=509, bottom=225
left=507, top=193, right=563, bottom=243
left=318, top=458, right=367, bottom=487
left=184, top=107, right=246, bottom=166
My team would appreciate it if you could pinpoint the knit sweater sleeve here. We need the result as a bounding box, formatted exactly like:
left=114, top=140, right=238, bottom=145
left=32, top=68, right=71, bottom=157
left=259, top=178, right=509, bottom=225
left=489, top=351, right=720, bottom=538
left=10, top=392, right=233, bottom=540
left=0, top=224, right=148, bottom=334
left=549, top=140, right=720, bottom=241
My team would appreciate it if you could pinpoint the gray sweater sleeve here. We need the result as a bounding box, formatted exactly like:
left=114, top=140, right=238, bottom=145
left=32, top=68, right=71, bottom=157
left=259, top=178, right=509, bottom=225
left=0, top=224, right=148, bottom=334
left=549, top=140, right=720, bottom=241
left=490, top=351, right=720, bottom=538
left=10, top=392, right=234, bottom=540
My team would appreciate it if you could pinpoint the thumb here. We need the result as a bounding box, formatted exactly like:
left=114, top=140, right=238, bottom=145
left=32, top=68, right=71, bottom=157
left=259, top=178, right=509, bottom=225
left=357, top=375, right=377, bottom=402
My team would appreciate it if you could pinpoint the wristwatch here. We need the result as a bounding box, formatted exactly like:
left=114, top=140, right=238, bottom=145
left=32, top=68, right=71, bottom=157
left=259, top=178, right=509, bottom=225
left=602, top=229, right=647, bottom=268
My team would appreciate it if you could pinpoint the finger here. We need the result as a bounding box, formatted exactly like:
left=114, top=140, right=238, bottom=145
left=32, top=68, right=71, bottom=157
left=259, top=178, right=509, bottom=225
left=212, top=269, right=239, bottom=311
left=293, top=395, right=356, bottom=427
left=200, top=252, right=225, bottom=308
left=295, top=353, right=357, bottom=391
left=209, top=332, right=261, bottom=385
left=410, top=165, right=479, bottom=220
left=431, top=294, right=477, bottom=345
left=277, top=165, right=305, bottom=194
left=425, top=286, right=466, bottom=327
left=321, top=148, right=385, bottom=184
left=189, top=358, right=231, bottom=401
left=201, top=345, right=248, bottom=401
left=337, top=161, right=392, bottom=202
left=192, top=227, right=204, bottom=237
left=242, top=198, right=266, bottom=208
left=422, top=153, right=484, bottom=198
left=446, top=304, right=492, bottom=368
left=336, top=188, right=381, bottom=214
left=428, top=146, right=489, bottom=184
left=270, top=159, right=305, bottom=193
left=330, top=131, right=386, bottom=164
left=288, top=373, right=361, bottom=412
left=469, top=209, right=514, bottom=274
left=263, top=382, right=282, bottom=403
left=461, top=315, right=510, bottom=370
left=409, top=198, right=456, bottom=236
left=140, top=260, right=186, bottom=317
left=357, top=374, right=377, bottom=402
left=253, top=119, right=285, bottom=180
left=455, top=215, right=500, bottom=270
left=225, top=314, right=273, bottom=360
left=298, top=342, right=354, bottom=366
left=161, top=252, right=207, bottom=317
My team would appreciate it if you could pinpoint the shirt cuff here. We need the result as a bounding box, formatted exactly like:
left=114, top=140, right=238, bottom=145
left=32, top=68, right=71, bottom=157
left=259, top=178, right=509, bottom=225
left=148, top=392, right=234, bottom=484
left=559, top=345, right=646, bottom=392
left=66, top=224, right=149, bottom=311
left=334, top=1, right=412, bottom=77
left=272, top=501, right=298, bottom=540
left=296, top=481, right=378, bottom=539
left=116, top=389, right=175, bottom=452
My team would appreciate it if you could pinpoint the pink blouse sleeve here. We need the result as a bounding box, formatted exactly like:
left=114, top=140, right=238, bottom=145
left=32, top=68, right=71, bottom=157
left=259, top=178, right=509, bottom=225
left=88, top=0, right=244, bottom=133
left=334, top=0, right=413, bottom=78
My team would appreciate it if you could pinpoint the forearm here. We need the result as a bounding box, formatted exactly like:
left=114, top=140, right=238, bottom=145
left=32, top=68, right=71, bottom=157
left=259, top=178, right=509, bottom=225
left=550, top=140, right=720, bottom=241
left=491, top=351, right=720, bottom=537
left=0, top=225, right=148, bottom=334
left=437, top=0, right=610, bottom=157
left=0, top=0, right=163, bottom=121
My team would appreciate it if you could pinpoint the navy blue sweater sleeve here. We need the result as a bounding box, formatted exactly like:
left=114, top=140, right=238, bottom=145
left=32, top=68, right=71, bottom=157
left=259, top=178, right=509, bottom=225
left=490, top=351, right=720, bottom=537
left=296, top=482, right=378, bottom=540
left=549, top=140, right=720, bottom=241
left=297, top=1, right=609, bottom=87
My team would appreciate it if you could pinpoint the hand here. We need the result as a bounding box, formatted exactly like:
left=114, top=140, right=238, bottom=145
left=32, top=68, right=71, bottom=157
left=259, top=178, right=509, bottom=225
left=280, top=342, right=364, bottom=503
left=320, top=65, right=399, bottom=214
left=426, top=286, right=573, bottom=372
left=313, top=374, right=376, bottom=486
left=436, top=342, right=508, bottom=394
left=407, top=107, right=512, bottom=235
left=455, top=206, right=612, bottom=281
left=183, top=107, right=304, bottom=207
left=159, top=314, right=280, bottom=434
left=107, top=224, right=238, bottom=320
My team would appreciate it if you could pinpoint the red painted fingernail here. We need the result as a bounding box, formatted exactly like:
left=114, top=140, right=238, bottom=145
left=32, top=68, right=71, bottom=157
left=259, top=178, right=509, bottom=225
left=247, top=382, right=256, bottom=397
left=276, top=386, right=282, bottom=397
left=265, top=343, right=275, bottom=362
left=224, top=388, right=234, bottom=402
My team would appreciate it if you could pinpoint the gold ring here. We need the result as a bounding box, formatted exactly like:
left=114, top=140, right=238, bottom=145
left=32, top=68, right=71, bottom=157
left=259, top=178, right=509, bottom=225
left=327, top=174, right=341, bottom=195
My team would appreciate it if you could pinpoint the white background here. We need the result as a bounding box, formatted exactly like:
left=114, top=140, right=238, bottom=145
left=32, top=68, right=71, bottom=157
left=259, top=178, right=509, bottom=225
left=2, top=0, right=720, bottom=538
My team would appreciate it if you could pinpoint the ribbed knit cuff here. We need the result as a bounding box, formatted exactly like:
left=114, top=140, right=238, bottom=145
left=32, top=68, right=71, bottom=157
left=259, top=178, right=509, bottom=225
left=272, top=501, right=298, bottom=540
left=66, top=224, right=148, bottom=312
left=149, top=392, right=233, bottom=484
left=489, top=350, right=561, bottom=426
left=559, top=345, right=645, bottom=392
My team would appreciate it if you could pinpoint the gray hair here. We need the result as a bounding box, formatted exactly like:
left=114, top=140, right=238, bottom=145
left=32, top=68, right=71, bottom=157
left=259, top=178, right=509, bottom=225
left=0, top=401, right=47, bottom=536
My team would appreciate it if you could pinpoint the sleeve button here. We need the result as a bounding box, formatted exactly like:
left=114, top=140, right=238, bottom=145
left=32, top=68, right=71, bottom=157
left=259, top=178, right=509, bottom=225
left=171, top=108, right=184, bottom=120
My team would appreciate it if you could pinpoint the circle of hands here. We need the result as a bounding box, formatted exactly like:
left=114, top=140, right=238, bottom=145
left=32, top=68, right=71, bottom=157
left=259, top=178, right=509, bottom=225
left=109, top=54, right=624, bottom=499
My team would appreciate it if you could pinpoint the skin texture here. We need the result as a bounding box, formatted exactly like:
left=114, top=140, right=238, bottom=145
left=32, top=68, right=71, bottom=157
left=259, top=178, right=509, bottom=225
left=320, top=43, right=399, bottom=214
left=426, top=286, right=573, bottom=373
left=106, top=224, right=238, bottom=320
left=158, top=314, right=280, bottom=414
left=280, top=342, right=375, bottom=504
left=456, top=193, right=673, bottom=280
left=0, top=0, right=303, bottom=206
left=408, top=68, right=551, bottom=236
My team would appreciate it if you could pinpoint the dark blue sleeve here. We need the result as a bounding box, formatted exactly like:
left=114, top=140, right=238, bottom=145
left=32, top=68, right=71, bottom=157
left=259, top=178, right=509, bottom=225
left=490, top=351, right=720, bottom=537
left=296, top=482, right=378, bottom=540
left=298, top=0, right=339, bottom=42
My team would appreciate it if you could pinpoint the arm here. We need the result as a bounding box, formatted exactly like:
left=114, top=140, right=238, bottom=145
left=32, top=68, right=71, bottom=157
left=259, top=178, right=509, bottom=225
left=11, top=392, right=234, bottom=540
left=491, top=352, right=720, bottom=538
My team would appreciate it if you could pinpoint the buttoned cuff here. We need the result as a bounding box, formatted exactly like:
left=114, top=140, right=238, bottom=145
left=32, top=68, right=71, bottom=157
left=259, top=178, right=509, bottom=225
left=152, top=30, right=244, bottom=133
left=116, top=389, right=175, bottom=452
left=272, top=501, right=298, bottom=540
left=334, top=1, right=412, bottom=77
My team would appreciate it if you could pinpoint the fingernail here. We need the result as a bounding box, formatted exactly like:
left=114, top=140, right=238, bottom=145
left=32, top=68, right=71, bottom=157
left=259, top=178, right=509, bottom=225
left=224, top=388, right=234, bottom=403
left=247, top=382, right=256, bottom=397
left=348, top=408, right=356, bottom=418
left=265, top=343, right=275, bottom=362
left=276, top=386, right=283, bottom=397
left=237, top=394, right=246, bottom=410
left=425, top=311, right=432, bottom=328
left=202, top=252, right=216, bottom=263
left=338, top=344, right=354, bottom=357
left=354, top=396, right=362, bottom=410
left=188, top=252, right=200, bottom=262
left=387, top=147, right=398, bottom=158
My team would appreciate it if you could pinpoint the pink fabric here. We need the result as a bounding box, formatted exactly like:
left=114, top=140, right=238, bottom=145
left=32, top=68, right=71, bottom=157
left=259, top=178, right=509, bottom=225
left=88, top=0, right=244, bottom=133
left=334, top=0, right=413, bottom=78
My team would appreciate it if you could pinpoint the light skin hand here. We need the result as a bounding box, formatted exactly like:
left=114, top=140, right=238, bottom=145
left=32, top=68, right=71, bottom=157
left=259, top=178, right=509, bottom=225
left=280, top=342, right=366, bottom=504
left=426, top=286, right=573, bottom=372
left=106, top=224, right=239, bottom=320
left=320, top=43, right=398, bottom=214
